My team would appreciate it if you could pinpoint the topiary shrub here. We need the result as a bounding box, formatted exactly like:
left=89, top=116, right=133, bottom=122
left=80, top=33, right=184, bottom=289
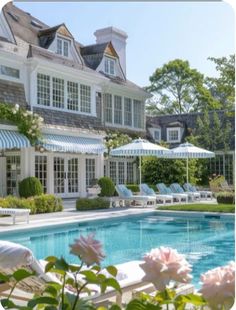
left=76, top=197, right=110, bottom=211
left=216, top=192, right=235, bottom=204
left=19, top=177, right=43, bottom=198
left=98, top=177, right=115, bottom=197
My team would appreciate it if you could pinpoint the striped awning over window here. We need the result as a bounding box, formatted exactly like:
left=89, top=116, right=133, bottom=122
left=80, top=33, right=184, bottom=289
left=42, top=134, right=106, bottom=154
left=0, top=130, right=30, bottom=150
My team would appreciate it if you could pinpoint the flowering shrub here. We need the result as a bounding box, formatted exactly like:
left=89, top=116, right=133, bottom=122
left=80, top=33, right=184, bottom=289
left=0, top=103, right=43, bottom=144
left=0, top=237, right=234, bottom=310
left=199, top=261, right=235, bottom=310
left=105, top=132, right=132, bottom=155
left=140, top=247, right=192, bottom=291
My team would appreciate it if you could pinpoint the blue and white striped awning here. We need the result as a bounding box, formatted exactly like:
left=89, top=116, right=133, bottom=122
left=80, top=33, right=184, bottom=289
left=0, top=130, right=30, bottom=150
left=42, top=134, right=106, bottom=154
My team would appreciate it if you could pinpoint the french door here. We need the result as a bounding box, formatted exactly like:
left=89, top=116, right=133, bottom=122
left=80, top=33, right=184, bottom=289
left=54, top=156, right=79, bottom=197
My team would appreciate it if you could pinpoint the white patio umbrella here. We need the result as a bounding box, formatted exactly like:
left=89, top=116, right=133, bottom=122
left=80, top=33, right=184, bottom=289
left=110, top=138, right=170, bottom=186
left=165, top=143, right=215, bottom=190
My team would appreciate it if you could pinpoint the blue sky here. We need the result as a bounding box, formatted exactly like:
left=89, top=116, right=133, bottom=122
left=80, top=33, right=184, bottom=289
left=15, top=1, right=234, bottom=87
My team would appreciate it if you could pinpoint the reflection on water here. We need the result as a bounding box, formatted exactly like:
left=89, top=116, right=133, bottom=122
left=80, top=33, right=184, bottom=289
left=1, top=213, right=234, bottom=287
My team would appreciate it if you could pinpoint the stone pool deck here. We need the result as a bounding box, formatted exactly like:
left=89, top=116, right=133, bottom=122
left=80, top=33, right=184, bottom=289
left=0, top=198, right=232, bottom=234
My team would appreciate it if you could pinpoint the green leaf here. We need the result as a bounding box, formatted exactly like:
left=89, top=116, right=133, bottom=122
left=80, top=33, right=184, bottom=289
left=126, top=299, right=161, bottom=310
left=44, top=285, right=58, bottom=298
left=45, top=256, right=57, bottom=263
left=28, top=297, right=58, bottom=308
left=175, top=293, right=207, bottom=306
left=106, top=266, right=118, bottom=277
left=80, top=270, right=98, bottom=283
left=54, top=257, right=69, bottom=271
left=12, top=269, right=34, bottom=282
left=108, top=305, right=122, bottom=310
left=69, top=264, right=81, bottom=273
left=91, top=265, right=101, bottom=272
left=45, top=261, right=55, bottom=273
left=104, top=278, right=121, bottom=294
left=0, top=272, right=10, bottom=282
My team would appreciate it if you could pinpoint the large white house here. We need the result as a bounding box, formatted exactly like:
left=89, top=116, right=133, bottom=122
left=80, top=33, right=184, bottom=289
left=0, top=3, right=149, bottom=198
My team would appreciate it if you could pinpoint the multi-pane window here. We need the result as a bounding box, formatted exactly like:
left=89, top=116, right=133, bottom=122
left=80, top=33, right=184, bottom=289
left=127, top=162, right=134, bottom=184
left=104, top=57, right=115, bottom=75
left=104, top=93, right=112, bottom=123
left=167, top=128, right=180, bottom=142
left=67, top=81, right=79, bottom=111
left=68, top=158, right=78, bottom=193
left=80, top=84, right=91, bottom=113
left=0, top=65, right=20, bottom=78
left=124, top=98, right=132, bottom=126
left=86, top=159, right=95, bottom=188
left=118, top=162, right=125, bottom=184
left=133, top=100, right=142, bottom=128
left=57, top=37, right=70, bottom=57
left=53, top=77, right=64, bottom=108
left=35, top=155, right=47, bottom=193
left=154, top=129, right=161, bottom=142
left=54, top=157, right=65, bottom=194
left=114, top=95, right=122, bottom=125
left=209, top=154, right=234, bottom=185
left=6, top=156, right=21, bottom=195
left=109, top=162, right=117, bottom=184
left=37, top=73, right=50, bottom=106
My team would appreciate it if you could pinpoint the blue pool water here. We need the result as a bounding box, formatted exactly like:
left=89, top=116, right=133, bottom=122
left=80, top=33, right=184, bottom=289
left=0, top=213, right=234, bottom=287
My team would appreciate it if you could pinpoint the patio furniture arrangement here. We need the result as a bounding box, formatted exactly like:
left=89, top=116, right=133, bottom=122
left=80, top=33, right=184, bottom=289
left=0, top=207, right=30, bottom=225
left=183, top=183, right=213, bottom=200
left=170, top=183, right=201, bottom=202
left=140, top=183, right=173, bottom=205
left=115, top=184, right=156, bottom=207
left=156, top=183, right=188, bottom=203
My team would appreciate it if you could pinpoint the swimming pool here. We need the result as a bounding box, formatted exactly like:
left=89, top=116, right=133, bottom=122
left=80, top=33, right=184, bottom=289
left=0, top=212, right=234, bottom=287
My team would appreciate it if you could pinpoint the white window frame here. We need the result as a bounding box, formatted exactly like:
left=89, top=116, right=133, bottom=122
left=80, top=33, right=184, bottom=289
left=56, top=36, right=70, bottom=57
left=167, top=127, right=181, bottom=143
left=104, top=57, right=115, bottom=76
left=36, top=71, right=94, bottom=116
left=153, top=129, right=161, bottom=142
left=114, top=95, right=123, bottom=125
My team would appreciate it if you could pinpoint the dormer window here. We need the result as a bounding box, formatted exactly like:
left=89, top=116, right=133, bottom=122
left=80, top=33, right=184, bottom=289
left=167, top=127, right=181, bottom=143
left=104, top=57, right=115, bottom=75
left=57, top=37, right=70, bottom=57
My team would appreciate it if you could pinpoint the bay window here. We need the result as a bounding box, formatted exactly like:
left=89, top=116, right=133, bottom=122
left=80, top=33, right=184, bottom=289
left=37, top=73, right=50, bottom=106
left=133, top=100, right=142, bottom=128
left=80, top=84, right=91, bottom=113
left=52, top=77, right=64, bottom=108
left=67, top=81, right=79, bottom=111
left=104, top=93, right=112, bottom=123
left=124, top=97, right=132, bottom=126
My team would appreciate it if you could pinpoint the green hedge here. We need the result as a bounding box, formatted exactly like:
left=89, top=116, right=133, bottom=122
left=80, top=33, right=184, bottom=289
left=0, top=195, right=63, bottom=214
left=216, top=192, right=235, bottom=204
left=98, top=177, right=115, bottom=197
left=76, top=198, right=110, bottom=211
left=19, top=177, right=43, bottom=198
left=126, top=184, right=139, bottom=193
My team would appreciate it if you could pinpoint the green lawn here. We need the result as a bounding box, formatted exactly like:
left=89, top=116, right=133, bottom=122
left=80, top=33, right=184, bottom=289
left=158, top=204, right=235, bottom=213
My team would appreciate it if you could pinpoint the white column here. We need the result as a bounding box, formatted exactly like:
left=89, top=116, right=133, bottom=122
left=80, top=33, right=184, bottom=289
left=79, top=155, right=86, bottom=197
left=47, top=153, right=54, bottom=194
left=96, top=154, right=104, bottom=179
left=20, top=147, right=35, bottom=180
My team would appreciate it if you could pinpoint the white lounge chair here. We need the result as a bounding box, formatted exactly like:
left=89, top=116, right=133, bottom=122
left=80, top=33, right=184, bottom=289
left=0, top=207, right=30, bottom=225
left=183, top=183, right=213, bottom=200
left=115, top=185, right=156, bottom=208
left=0, top=241, right=146, bottom=306
left=156, top=183, right=188, bottom=203
left=140, top=184, right=173, bottom=205
left=170, top=183, right=200, bottom=202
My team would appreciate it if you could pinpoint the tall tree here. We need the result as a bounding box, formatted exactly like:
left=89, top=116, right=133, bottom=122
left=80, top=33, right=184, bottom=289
left=206, top=55, right=235, bottom=110
left=146, top=59, right=218, bottom=115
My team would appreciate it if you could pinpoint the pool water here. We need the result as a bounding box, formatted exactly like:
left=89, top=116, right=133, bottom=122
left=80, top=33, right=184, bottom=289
left=0, top=213, right=234, bottom=287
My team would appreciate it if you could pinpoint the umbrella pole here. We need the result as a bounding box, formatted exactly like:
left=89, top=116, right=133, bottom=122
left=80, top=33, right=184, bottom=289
left=139, top=155, right=142, bottom=187
left=186, top=157, right=189, bottom=191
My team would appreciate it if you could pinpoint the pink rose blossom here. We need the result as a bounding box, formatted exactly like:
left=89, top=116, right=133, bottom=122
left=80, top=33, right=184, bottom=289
left=70, top=233, right=105, bottom=266
left=199, top=261, right=235, bottom=309
left=139, top=247, right=192, bottom=291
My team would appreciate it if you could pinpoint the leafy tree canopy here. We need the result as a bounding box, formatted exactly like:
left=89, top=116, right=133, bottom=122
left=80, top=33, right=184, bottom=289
left=146, top=59, right=219, bottom=115
left=206, top=55, right=235, bottom=110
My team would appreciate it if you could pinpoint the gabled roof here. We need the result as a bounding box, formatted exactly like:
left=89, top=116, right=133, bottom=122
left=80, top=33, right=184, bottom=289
left=80, top=42, right=118, bottom=70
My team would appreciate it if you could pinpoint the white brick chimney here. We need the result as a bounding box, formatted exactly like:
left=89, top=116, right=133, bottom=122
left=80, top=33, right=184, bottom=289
left=94, top=27, right=128, bottom=76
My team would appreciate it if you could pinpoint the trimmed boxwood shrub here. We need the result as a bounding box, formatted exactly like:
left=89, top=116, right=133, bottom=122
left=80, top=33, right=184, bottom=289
left=76, top=197, right=110, bottom=211
left=216, top=192, right=235, bottom=204
left=19, top=177, right=43, bottom=198
left=0, top=195, right=63, bottom=214
left=98, top=177, right=115, bottom=197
